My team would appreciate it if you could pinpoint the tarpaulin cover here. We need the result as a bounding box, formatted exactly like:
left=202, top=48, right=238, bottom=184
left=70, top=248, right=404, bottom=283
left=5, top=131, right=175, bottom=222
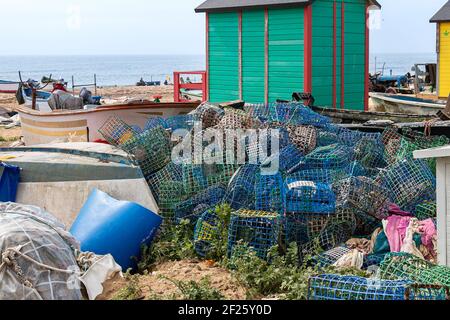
left=0, top=203, right=82, bottom=300
left=0, top=163, right=20, bottom=202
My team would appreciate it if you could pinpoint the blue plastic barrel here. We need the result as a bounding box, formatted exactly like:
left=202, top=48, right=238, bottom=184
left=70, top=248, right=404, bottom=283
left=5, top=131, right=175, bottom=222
left=70, top=189, right=162, bottom=271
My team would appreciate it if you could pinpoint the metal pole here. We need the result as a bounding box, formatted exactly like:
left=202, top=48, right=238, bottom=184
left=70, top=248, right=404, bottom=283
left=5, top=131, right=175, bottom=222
left=94, top=74, right=97, bottom=96
left=31, top=88, right=37, bottom=110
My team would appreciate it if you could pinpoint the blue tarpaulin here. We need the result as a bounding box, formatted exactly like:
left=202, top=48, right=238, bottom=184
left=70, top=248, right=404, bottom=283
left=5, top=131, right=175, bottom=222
left=0, top=163, right=20, bottom=202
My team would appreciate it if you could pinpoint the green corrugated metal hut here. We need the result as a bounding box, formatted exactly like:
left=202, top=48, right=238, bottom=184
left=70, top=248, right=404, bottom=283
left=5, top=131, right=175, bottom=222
left=195, top=0, right=381, bottom=111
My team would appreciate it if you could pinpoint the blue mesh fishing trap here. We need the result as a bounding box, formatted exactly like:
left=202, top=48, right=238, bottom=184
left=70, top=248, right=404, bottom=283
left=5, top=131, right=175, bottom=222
left=228, top=209, right=279, bottom=259
left=144, top=117, right=168, bottom=131
left=308, top=274, right=447, bottom=301
left=255, top=172, right=285, bottom=214
left=224, top=164, right=258, bottom=210
left=380, top=158, right=436, bottom=213
left=147, top=162, right=183, bottom=203
left=194, top=210, right=220, bottom=257
left=285, top=180, right=336, bottom=215
left=300, top=144, right=352, bottom=171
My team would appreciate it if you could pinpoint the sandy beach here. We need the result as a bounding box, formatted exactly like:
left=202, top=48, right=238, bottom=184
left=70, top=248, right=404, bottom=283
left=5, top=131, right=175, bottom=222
left=0, top=85, right=177, bottom=146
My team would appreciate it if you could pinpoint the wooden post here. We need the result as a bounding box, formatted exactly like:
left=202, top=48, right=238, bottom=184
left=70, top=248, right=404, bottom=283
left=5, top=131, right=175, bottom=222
left=31, top=88, right=37, bottom=110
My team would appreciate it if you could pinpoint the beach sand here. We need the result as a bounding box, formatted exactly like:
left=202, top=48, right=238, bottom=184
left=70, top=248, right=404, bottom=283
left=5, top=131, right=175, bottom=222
left=0, top=85, right=177, bottom=146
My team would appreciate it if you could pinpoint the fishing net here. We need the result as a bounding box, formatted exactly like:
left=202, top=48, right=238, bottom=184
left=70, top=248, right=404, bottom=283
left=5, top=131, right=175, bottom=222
left=363, top=254, right=387, bottom=270
left=287, top=169, right=346, bottom=185
left=147, top=162, right=183, bottom=203
left=174, top=184, right=226, bottom=223
left=284, top=213, right=332, bottom=247
left=120, top=127, right=172, bottom=177
left=194, top=210, right=220, bottom=257
left=316, top=129, right=340, bottom=147
left=415, top=201, right=437, bottom=220
left=334, top=176, right=390, bottom=220
left=224, top=164, right=258, bottom=210
left=0, top=203, right=82, bottom=300
left=285, top=180, right=336, bottom=215
left=216, top=108, right=258, bottom=130
left=192, top=103, right=225, bottom=129
left=182, top=164, right=239, bottom=196
left=380, top=253, right=450, bottom=287
left=301, top=144, right=352, bottom=171
left=144, top=117, right=168, bottom=131
left=165, top=115, right=196, bottom=132
left=158, top=180, right=187, bottom=220
left=353, top=137, right=387, bottom=175
left=255, top=172, right=285, bottom=214
left=308, top=274, right=447, bottom=301
left=379, top=159, right=436, bottom=213
left=277, top=144, right=304, bottom=174
left=228, top=209, right=279, bottom=259
left=286, top=125, right=317, bottom=155
left=98, top=115, right=137, bottom=146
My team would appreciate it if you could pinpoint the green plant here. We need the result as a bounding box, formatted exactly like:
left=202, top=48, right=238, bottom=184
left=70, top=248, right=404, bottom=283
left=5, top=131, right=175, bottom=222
left=162, top=276, right=225, bottom=300
left=203, top=204, right=231, bottom=262
left=138, top=219, right=196, bottom=271
left=112, top=273, right=143, bottom=300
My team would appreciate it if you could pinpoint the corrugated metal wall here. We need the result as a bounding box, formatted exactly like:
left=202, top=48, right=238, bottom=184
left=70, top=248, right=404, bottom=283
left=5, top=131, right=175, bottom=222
left=208, top=12, right=240, bottom=102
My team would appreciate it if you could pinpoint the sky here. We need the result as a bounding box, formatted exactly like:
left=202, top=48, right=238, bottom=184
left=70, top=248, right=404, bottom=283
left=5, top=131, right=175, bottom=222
left=0, top=0, right=447, bottom=55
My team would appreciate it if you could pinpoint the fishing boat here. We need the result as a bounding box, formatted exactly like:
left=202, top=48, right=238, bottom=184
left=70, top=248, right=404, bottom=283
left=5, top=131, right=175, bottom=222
left=369, top=92, right=446, bottom=116
left=0, top=142, right=159, bottom=227
left=17, top=101, right=199, bottom=146
left=0, top=80, right=19, bottom=94
left=21, top=87, right=53, bottom=111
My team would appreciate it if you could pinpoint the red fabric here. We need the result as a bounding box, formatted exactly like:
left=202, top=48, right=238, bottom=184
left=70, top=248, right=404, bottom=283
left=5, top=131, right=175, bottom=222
left=51, top=83, right=67, bottom=92
left=388, top=204, right=412, bottom=217
left=93, top=139, right=109, bottom=145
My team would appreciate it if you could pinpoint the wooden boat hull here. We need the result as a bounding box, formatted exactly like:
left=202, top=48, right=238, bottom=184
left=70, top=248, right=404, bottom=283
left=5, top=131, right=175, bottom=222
left=17, top=102, right=199, bottom=146
left=369, top=92, right=445, bottom=116
left=0, top=142, right=159, bottom=227
left=0, top=80, right=19, bottom=93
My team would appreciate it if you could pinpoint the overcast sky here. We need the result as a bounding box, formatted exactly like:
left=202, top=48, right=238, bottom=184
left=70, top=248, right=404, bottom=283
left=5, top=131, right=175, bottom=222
left=0, top=0, right=446, bottom=55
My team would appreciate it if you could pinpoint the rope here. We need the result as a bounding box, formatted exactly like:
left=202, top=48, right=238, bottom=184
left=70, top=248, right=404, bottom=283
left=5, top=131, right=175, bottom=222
left=423, top=119, right=438, bottom=137
left=0, top=244, right=82, bottom=288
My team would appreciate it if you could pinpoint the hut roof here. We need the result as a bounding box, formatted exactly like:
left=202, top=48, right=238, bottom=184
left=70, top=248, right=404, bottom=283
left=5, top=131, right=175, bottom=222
left=195, top=0, right=381, bottom=13
left=431, top=1, right=450, bottom=23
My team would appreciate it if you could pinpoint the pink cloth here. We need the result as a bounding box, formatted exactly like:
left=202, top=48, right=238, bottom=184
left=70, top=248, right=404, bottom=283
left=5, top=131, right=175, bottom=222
left=419, top=219, right=437, bottom=254
left=385, top=215, right=411, bottom=252
left=388, top=204, right=413, bottom=217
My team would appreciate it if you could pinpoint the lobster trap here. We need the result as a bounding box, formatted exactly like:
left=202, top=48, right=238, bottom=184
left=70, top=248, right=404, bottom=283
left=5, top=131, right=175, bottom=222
left=380, top=159, right=436, bottom=213
left=311, top=246, right=352, bottom=267
left=415, top=201, right=437, bottom=220
left=308, top=274, right=448, bottom=301
left=194, top=210, right=220, bottom=257
left=174, top=184, right=226, bottom=223
left=380, top=253, right=450, bottom=287
left=334, top=176, right=390, bottom=221
left=277, top=144, right=304, bottom=174
left=301, top=144, right=352, bottom=171
left=120, top=127, right=172, bottom=177
left=286, top=125, right=317, bottom=155
left=255, top=172, right=285, bottom=214
left=224, top=164, right=258, bottom=210
left=284, top=213, right=332, bottom=247
left=228, top=209, right=279, bottom=259
left=285, top=180, right=336, bottom=215
left=147, top=162, right=183, bottom=203
left=158, top=180, right=187, bottom=220
left=144, top=117, right=168, bottom=131
left=165, top=115, right=196, bottom=132
left=287, top=169, right=346, bottom=185
left=98, top=115, right=136, bottom=146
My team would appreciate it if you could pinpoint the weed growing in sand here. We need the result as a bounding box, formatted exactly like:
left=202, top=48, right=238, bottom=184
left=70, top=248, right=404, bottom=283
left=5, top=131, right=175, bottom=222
left=112, top=273, right=143, bottom=300
left=203, top=204, right=232, bottom=262
left=162, top=276, right=225, bottom=300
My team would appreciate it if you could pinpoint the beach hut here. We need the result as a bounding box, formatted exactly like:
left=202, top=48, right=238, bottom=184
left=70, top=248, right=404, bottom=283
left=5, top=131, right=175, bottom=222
left=195, top=0, right=381, bottom=111
left=431, top=1, right=450, bottom=98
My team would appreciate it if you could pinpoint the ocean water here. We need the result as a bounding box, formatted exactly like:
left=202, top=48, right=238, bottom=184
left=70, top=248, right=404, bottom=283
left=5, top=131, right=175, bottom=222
left=0, top=55, right=206, bottom=86
left=0, top=53, right=437, bottom=87
left=369, top=52, right=437, bottom=75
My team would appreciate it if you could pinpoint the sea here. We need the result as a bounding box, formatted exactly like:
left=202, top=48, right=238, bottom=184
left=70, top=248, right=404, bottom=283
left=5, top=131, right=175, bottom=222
left=0, top=53, right=437, bottom=87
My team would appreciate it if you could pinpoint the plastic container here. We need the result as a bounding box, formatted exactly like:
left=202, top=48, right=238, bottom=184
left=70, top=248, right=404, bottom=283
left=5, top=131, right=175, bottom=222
left=70, top=189, right=162, bottom=271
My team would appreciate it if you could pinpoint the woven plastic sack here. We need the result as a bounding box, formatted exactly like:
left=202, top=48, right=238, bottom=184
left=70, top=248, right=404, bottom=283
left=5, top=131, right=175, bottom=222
left=0, top=203, right=82, bottom=300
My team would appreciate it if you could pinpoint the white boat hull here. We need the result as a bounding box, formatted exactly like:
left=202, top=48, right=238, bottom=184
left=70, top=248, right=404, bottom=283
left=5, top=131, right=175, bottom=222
left=0, top=81, right=19, bottom=93
left=18, top=102, right=198, bottom=146
left=369, top=92, right=446, bottom=116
